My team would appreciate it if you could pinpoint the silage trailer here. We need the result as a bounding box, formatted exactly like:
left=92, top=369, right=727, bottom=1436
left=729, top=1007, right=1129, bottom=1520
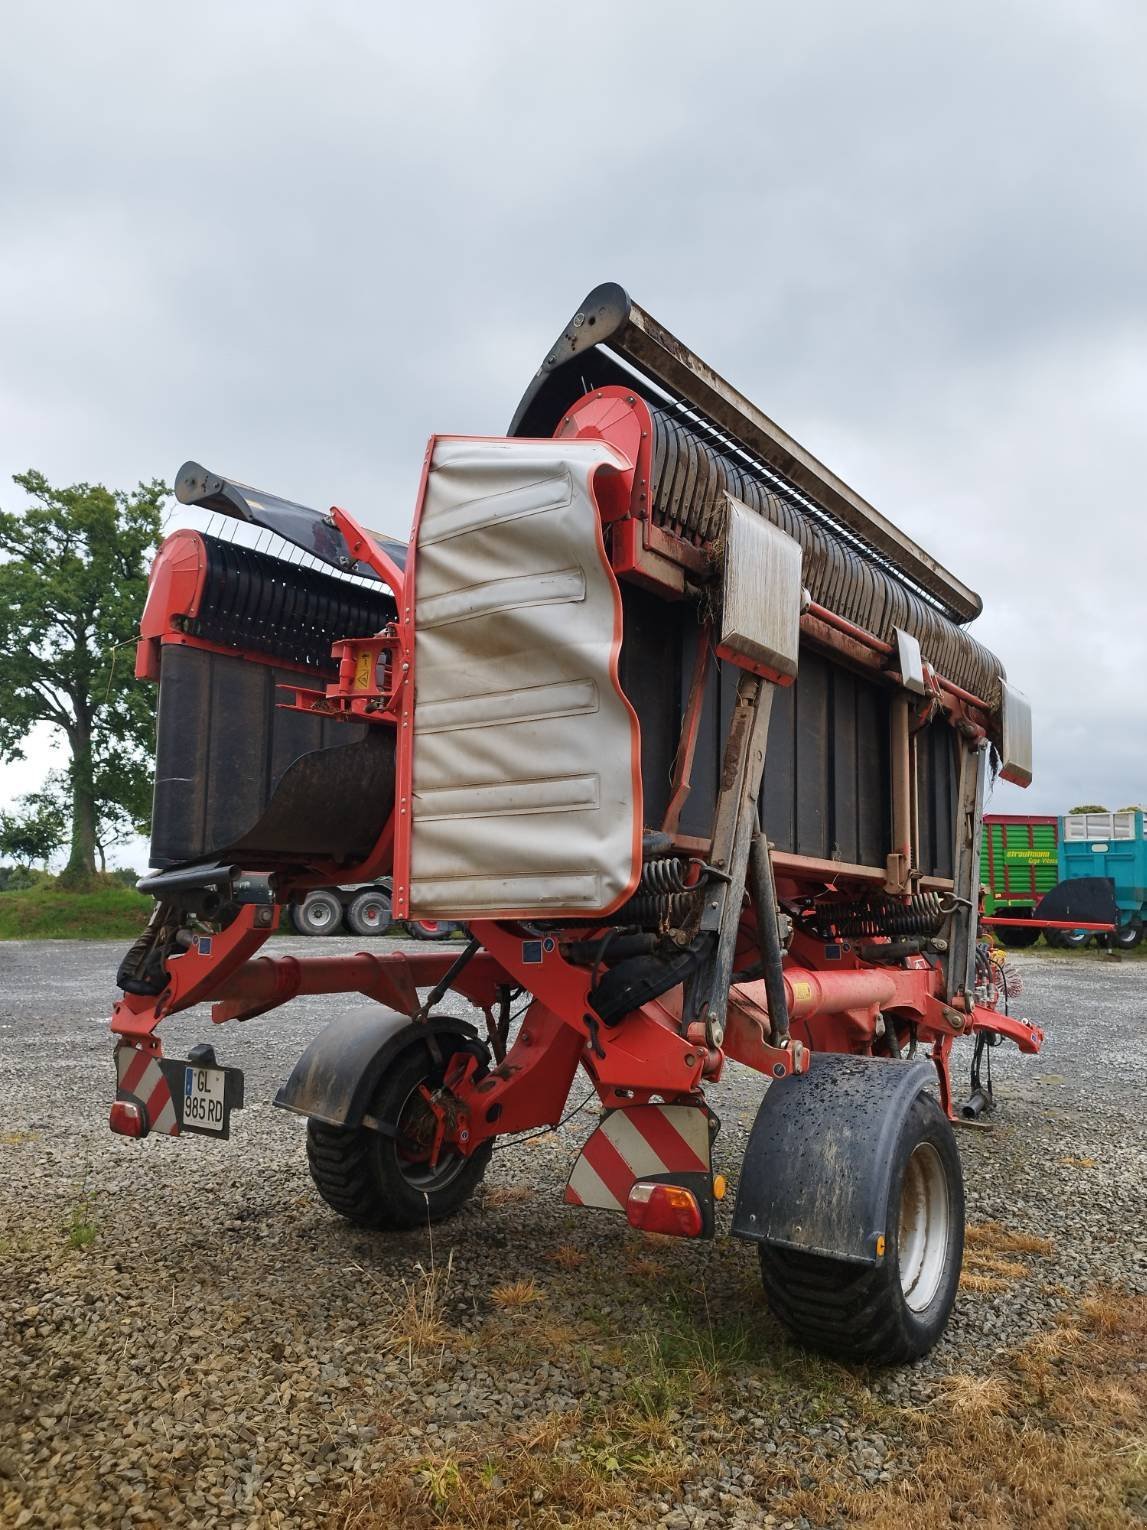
left=108, top=283, right=1043, bottom=1363
left=981, top=811, right=1130, bottom=949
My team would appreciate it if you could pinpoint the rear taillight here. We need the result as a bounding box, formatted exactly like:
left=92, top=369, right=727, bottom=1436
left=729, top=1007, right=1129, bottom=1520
left=109, top=1100, right=147, bottom=1138
left=626, top=1181, right=703, bottom=1238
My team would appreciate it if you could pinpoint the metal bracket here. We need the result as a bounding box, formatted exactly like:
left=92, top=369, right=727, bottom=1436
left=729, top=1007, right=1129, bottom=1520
left=684, top=670, right=775, bottom=1030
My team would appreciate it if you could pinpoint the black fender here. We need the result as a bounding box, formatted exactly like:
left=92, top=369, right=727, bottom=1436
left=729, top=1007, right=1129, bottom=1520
left=731, top=1053, right=934, bottom=1264
left=1035, top=876, right=1117, bottom=927
left=273, top=1005, right=482, bottom=1129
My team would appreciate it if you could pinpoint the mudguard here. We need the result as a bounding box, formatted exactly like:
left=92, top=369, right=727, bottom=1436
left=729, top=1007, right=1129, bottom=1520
left=1036, top=876, right=1117, bottom=928
left=273, top=1005, right=481, bottom=1128
left=731, top=1053, right=933, bottom=1264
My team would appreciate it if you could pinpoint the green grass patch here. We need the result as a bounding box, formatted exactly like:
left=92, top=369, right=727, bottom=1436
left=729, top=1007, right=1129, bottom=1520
left=0, top=880, right=151, bottom=939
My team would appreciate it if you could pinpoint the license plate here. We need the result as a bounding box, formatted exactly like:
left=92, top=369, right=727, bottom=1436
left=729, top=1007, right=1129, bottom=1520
left=183, top=1064, right=228, bottom=1134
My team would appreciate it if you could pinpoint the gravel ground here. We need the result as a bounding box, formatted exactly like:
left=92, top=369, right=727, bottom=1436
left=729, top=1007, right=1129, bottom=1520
left=1, top=937, right=1144, bottom=1528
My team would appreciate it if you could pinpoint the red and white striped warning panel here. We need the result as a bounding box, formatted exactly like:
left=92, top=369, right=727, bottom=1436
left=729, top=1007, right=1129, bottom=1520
left=565, top=1104, right=713, bottom=1211
left=115, top=1043, right=180, bottom=1136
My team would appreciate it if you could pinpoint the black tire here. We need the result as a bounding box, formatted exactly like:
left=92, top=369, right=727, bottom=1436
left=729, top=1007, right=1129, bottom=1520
left=995, top=911, right=1041, bottom=949
left=290, top=890, right=345, bottom=937
left=346, top=888, right=392, bottom=938
left=1055, top=927, right=1091, bottom=950
left=1107, top=920, right=1143, bottom=951
left=306, top=1041, right=491, bottom=1229
left=758, top=1092, right=965, bottom=1364
left=1042, top=928, right=1064, bottom=949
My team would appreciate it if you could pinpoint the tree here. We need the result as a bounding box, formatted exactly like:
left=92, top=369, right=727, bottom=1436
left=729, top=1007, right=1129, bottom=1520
left=0, top=472, right=166, bottom=888
left=0, top=769, right=148, bottom=874
left=0, top=780, right=68, bottom=867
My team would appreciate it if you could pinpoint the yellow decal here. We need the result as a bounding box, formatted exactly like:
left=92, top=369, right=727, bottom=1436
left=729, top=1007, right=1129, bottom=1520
left=354, top=652, right=374, bottom=690
left=792, top=980, right=814, bottom=1004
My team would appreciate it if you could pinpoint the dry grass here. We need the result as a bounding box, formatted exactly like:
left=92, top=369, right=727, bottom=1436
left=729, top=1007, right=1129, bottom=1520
left=625, top=1255, right=666, bottom=1282
left=335, top=1405, right=684, bottom=1530
left=959, top=1220, right=1057, bottom=1296
left=761, top=1291, right=1147, bottom=1530
left=966, top=1220, right=1056, bottom=1257
left=334, top=1283, right=1146, bottom=1530
left=547, top=1244, right=587, bottom=1271
left=1079, top=1293, right=1125, bottom=1334
left=351, top=1255, right=454, bottom=1370
left=490, top=1278, right=545, bottom=1310
left=960, top=1270, right=1012, bottom=1294
left=484, top=1184, right=533, bottom=1207
left=945, top=1372, right=1011, bottom=1419
left=1059, top=1155, right=1098, bottom=1168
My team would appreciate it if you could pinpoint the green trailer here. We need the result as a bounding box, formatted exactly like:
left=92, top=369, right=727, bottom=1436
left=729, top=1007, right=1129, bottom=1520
left=981, top=814, right=1059, bottom=947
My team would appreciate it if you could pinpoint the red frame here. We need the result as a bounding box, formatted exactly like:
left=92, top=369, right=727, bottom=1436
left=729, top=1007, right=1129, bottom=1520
left=111, top=422, right=1044, bottom=1161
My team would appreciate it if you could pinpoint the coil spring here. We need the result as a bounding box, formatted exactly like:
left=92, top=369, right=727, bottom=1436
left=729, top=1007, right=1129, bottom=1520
left=640, top=857, right=691, bottom=894
left=621, top=892, right=701, bottom=928
left=807, top=892, right=947, bottom=939
left=617, top=858, right=702, bottom=929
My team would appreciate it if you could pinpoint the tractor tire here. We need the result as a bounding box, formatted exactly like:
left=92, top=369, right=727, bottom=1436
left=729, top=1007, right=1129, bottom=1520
left=758, top=1092, right=964, bottom=1364
left=1055, top=927, right=1091, bottom=950
left=346, top=888, right=392, bottom=938
left=306, top=1040, right=491, bottom=1229
left=995, top=911, right=1041, bottom=949
left=290, top=890, right=345, bottom=937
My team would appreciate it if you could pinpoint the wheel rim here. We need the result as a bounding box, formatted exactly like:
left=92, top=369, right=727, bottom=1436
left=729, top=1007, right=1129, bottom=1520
left=392, top=1081, right=469, bottom=1191
left=307, top=900, right=336, bottom=930
left=898, top=1142, right=950, bottom=1313
left=361, top=901, right=384, bottom=928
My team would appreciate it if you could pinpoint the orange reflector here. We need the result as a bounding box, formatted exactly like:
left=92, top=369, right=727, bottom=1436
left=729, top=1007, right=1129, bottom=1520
left=626, top=1181, right=703, bottom=1238
left=875, top=1234, right=886, bottom=1258
left=109, top=1100, right=146, bottom=1138
left=712, top=1174, right=727, bottom=1201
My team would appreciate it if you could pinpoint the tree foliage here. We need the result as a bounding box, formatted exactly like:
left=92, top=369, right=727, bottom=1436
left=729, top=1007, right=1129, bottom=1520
left=0, top=779, right=68, bottom=866
left=0, top=471, right=166, bottom=887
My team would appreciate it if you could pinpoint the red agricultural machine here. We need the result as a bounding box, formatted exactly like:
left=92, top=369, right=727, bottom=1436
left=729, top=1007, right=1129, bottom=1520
left=108, top=284, right=1040, bottom=1362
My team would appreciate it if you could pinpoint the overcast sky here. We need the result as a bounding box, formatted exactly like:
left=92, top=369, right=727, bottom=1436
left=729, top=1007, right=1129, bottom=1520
left=2, top=1, right=1145, bottom=863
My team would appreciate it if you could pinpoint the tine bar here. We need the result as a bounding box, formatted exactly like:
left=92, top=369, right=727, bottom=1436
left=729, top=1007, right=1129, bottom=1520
left=510, top=283, right=981, bottom=623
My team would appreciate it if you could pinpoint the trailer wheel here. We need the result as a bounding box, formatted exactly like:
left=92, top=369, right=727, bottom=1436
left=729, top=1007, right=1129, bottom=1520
left=995, top=910, right=1041, bottom=949
left=346, top=888, right=392, bottom=938
left=290, top=890, right=345, bottom=937
left=1105, top=919, right=1143, bottom=951
left=758, top=1093, right=964, bottom=1363
left=305, top=1041, right=491, bottom=1229
left=1054, top=927, right=1091, bottom=950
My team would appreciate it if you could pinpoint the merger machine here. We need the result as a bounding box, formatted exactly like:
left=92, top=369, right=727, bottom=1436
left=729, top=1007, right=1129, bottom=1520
left=109, top=284, right=1039, bottom=1362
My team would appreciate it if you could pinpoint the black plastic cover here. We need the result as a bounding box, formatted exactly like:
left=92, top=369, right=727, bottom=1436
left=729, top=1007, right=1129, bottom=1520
left=175, top=461, right=408, bottom=580
left=731, top=1053, right=933, bottom=1263
left=1036, top=876, right=1118, bottom=928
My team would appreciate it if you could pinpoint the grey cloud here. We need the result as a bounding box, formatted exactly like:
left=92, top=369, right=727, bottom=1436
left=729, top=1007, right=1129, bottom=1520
left=1, top=0, right=1144, bottom=820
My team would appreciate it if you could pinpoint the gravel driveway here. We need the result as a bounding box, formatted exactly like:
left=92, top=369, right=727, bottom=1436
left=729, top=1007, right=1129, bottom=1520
left=1, top=938, right=1144, bottom=1528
